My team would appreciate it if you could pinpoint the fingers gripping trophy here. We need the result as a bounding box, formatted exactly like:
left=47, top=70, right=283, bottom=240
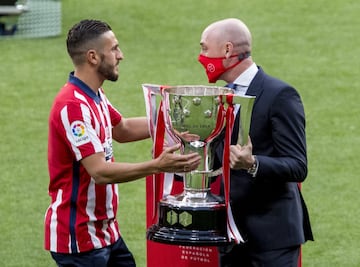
left=143, top=84, right=255, bottom=246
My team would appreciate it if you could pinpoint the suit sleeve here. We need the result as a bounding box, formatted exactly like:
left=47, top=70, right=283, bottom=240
left=256, top=86, right=307, bottom=182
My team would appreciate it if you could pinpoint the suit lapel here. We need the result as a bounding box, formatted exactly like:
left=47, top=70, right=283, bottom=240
left=246, top=66, right=265, bottom=99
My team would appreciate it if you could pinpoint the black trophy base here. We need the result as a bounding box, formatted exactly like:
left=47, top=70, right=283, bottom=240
left=147, top=201, right=231, bottom=246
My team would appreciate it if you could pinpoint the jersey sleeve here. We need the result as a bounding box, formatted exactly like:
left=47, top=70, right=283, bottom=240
left=60, top=101, right=103, bottom=161
left=108, top=102, right=122, bottom=127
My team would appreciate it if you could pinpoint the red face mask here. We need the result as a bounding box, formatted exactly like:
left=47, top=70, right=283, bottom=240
left=198, top=53, right=250, bottom=83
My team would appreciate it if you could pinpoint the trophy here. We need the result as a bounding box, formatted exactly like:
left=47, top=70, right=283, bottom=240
left=143, top=84, right=255, bottom=246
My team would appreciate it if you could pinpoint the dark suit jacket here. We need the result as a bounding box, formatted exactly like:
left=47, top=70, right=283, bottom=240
left=216, top=66, right=313, bottom=251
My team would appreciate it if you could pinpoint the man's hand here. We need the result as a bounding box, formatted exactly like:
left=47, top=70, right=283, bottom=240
left=229, top=137, right=255, bottom=170
left=174, top=130, right=200, bottom=143
left=156, top=144, right=202, bottom=173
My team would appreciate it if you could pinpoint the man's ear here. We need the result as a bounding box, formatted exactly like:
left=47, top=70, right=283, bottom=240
left=224, top=42, right=234, bottom=58
left=87, top=49, right=99, bottom=65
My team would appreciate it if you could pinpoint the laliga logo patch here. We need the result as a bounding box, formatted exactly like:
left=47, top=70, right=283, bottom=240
left=207, top=63, right=216, bottom=73
left=72, top=122, right=85, bottom=137
left=71, top=121, right=90, bottom=145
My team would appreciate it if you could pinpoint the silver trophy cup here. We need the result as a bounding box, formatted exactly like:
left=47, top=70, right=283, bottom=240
left=146, top=85, right=255, bottom=245
left=163, top=86, right=230, bottom=204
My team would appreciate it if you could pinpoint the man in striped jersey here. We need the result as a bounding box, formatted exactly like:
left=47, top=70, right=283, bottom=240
left=44, top=19, right=201, bottom=267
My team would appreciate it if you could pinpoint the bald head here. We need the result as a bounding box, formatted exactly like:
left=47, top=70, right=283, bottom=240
left=201, top=18, right=252, bottom=53
left=199, top=18, right=254, bottom=83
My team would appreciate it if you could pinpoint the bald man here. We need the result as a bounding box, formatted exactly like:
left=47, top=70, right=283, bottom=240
left=198, top=18, right=313, bottom=267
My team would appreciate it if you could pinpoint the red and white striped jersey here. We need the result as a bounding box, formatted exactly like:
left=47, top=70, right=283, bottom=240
left=44, top=73, right=122, bottom=253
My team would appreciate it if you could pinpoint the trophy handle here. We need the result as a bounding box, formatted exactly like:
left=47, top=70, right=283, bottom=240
left=231, top=95, right=256, bottom=145
left=142, top=84, right=161, bottom=140
left=142, top=84, right=180, bottom=225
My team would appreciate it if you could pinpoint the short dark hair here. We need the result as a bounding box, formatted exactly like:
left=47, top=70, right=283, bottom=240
left=66, top=19, right=112, bottom=64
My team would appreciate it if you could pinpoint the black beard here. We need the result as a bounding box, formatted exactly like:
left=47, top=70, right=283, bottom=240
left=98, top=54, right=118, bottom=81
left=98, top=62, right=118, bottom=82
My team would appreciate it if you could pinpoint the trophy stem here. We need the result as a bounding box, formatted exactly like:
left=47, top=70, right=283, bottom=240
left=166, top=188, right=224, bottom=207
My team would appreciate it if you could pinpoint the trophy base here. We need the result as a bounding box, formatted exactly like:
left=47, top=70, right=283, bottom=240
left=147, top=200, right=231, bottom=246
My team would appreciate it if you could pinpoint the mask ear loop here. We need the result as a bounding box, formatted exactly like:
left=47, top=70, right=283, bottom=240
left=223, top=52, right=251, bottom=72
left=238, top=52, right=251, bottom=60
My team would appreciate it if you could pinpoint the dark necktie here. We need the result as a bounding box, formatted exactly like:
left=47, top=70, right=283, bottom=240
left=225, top=83, right=237, bottom=89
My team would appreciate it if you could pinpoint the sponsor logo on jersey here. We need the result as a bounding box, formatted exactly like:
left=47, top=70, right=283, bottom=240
left=71, top=121, right=90, bottom=145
